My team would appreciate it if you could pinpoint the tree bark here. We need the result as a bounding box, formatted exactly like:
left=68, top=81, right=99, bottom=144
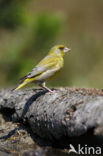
left=0, top=88, right=103, bottom=148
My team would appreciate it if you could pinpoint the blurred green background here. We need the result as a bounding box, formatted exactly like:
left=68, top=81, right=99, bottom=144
left=0, top=0, right=103, bottom=89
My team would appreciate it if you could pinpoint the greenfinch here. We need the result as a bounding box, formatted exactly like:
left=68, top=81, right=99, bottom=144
left=14, top=45, right=71, bottom=92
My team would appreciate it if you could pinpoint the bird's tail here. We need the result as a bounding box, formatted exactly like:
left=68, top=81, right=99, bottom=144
left=13, top=81, right=27, bottom=91
left=13, top=78, right=33, bottom=91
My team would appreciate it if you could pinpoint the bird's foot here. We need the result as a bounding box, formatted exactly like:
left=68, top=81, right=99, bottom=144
left=40, top=82, right=55, bottom=93
left=46, top=89, right=56, bottom=94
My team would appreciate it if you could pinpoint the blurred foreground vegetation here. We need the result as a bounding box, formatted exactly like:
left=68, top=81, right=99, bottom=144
left=0, top=0, right=103, bottom=89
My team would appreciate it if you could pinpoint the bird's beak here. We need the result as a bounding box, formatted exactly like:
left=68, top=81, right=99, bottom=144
left=64, top=47, right=71, bottom=53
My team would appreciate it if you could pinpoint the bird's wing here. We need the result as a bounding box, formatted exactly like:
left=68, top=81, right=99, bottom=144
left=20, top=55, right=59, bottom=81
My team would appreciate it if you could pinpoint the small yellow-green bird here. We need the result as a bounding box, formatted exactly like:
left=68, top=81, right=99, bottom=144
left=14, top=45, right=71, bottom=92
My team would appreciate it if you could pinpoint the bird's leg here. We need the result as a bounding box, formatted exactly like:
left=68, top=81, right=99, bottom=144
left=40, top=82, right=54, bottom=93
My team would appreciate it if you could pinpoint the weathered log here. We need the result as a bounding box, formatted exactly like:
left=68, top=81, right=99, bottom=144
left=0, top=88, right=103, bottom=148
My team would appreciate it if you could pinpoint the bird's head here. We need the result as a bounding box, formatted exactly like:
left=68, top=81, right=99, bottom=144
left=49, top=45, right=71, bottom=57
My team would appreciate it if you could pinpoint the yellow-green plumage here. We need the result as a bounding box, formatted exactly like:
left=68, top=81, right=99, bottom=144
left=14, top=45, right=70, bottom=92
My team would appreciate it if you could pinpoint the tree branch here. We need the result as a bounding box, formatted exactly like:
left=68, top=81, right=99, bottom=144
left=0, top=88, right=103, bottom=147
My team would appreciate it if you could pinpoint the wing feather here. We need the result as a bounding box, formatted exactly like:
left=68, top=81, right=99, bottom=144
left=21, top=55, right=59, bottom=80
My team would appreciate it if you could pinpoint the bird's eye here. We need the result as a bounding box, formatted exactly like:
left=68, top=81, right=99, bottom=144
left=59, top=47, right=64, bottom=50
